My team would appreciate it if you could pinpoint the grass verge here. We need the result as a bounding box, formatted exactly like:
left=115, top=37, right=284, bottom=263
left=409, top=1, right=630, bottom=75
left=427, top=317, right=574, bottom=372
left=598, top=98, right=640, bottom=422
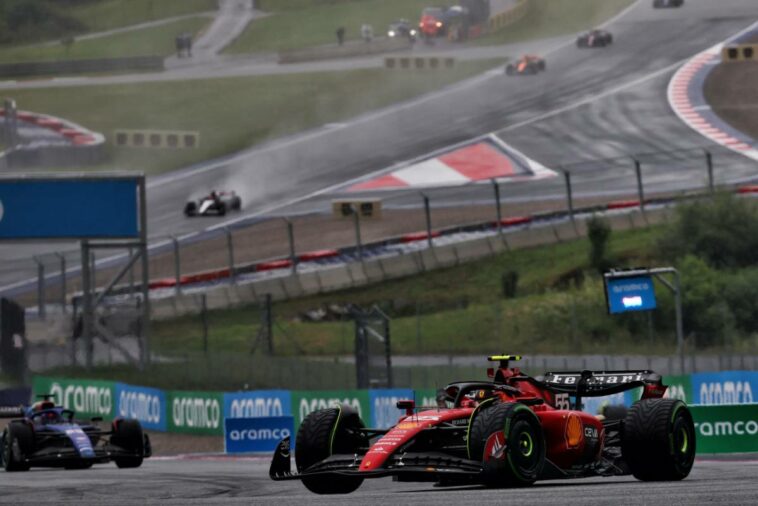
left=66, top=0, right=216, bottom=33
left=0, top=17, right=212, bottom=63
left=7, top=58, right=503, bottom=174
left=150, top=225, right=671, bottom=358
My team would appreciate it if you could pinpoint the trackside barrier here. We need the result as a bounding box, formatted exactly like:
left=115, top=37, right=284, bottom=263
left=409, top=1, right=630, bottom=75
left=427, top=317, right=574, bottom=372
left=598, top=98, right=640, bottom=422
left=384, top=57, right=456, bottom=70
left=690, top=404, right=758, bottom=454
left=721, top=44, right=758, bottom=62
left=29, top=375, right=758, bottom=449
left=113, top=129, right=200, bottom=149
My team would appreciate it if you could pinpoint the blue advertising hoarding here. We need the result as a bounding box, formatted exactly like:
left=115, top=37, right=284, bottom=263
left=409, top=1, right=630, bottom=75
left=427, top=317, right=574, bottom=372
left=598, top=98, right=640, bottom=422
left=223, top=390, right=291, bottom=419
left=224, top=416, right=294, bottom=453
left=605, top=275, right=657, bottom=314
left=0, top=178, right=139, bottom=239
left=369, top=389, right=414, bottom=429
left=115, top=383, right=166, bottom=431
left=691, top=371, right=757, bottom=405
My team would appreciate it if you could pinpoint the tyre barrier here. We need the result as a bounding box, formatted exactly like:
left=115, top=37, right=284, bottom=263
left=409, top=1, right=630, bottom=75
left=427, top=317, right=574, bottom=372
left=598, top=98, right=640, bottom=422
left=114, top=129, right=200, bottom=149
left=331, top=199, right=382, bottom=218
left=721, top=44, right=758, bottom=62
left=384, top=57, right=456, bottom=70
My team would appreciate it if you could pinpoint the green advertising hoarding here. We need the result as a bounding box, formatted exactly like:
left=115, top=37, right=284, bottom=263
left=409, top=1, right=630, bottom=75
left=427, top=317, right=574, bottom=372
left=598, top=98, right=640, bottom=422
left=32, top=376, right=115, bottom=420
left=691, top=404, right=758, bottom=454
left=167, top=390, right=224, bottom=436
left=292, top=390, right=369, bottom=428
left=416, top=389, right=440, bottom=408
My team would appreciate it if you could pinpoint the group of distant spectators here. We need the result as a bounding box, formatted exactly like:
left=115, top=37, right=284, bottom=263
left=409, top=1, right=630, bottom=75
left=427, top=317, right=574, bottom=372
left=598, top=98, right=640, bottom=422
left=335, top=24, right=375, bottom=45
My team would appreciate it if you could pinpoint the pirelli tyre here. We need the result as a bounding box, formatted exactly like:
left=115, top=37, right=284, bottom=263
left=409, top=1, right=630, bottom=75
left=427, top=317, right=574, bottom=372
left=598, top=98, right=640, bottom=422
left=1, top=422, right=33, bottom=472
left=184, top=202, right=197, bottom=217
left=110, top=419, right=145, bottom=469
left=468, top=401, right=545, bottom=487
left=505, top=64, right=516, bottom=76
left=622, top=399, right=695, bottom=481
left=295, top=405, right=367, bottom=494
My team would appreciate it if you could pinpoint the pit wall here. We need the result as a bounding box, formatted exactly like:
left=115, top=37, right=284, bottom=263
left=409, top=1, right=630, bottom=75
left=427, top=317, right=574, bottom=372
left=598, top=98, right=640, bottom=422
left=27, top=371, right=758, bottom=454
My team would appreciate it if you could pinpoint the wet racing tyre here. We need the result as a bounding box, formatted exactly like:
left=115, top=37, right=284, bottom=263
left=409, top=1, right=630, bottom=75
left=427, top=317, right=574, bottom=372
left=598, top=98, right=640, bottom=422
left=622, top=399, right=695, bottom=481
left=469, top=402, right=545, bottom=487
left=295, top=406, right=367, bottom=494
left=111, top=419, right=145, bottom=469
left=2, top=422, right=33, bottom=472
left=184, top=202, right=197, bottom=217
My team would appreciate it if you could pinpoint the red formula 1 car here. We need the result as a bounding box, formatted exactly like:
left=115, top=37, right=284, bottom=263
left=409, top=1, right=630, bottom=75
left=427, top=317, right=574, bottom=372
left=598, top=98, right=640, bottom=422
left=270, top=355, right=695, bottom=494
left=505, top=55, right=546, bottom=75
left=576, top=29, right=613, bottom=48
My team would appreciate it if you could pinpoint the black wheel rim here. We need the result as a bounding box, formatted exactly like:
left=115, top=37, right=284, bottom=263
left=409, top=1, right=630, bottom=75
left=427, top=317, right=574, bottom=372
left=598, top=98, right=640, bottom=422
left=672, top=413, right=695, bottom=471
left=509, top=419, right=541, bottom=476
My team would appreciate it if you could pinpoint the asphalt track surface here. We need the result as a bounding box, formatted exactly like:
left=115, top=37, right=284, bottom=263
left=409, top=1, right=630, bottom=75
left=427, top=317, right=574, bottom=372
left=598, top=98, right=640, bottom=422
left=4, top=0, right=758, bottom=291
left=1, top=457, right=757, bottom=505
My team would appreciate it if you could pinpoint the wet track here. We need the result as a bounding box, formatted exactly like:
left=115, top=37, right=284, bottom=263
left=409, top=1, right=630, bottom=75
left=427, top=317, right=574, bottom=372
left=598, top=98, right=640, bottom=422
left=1, top=457, right=757, bottom=505
left=4, top=0, right=758, bottom=291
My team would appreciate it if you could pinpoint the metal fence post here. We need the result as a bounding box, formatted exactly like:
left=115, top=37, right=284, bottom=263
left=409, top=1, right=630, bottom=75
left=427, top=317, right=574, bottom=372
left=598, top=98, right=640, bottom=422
left=705, top=150, right=714, bottom=194
left=55, top=253, right=66, bottom=313
left=422, top=194, right=433, bottom=249
left=492, top=179, right=502, bottom=235
left=34, top=257, right=45, bottom=319
left=225, top=227, right=236, bottom=282
left=352, top=205, right=363, bottom=260
left=633, top=158, right=648, bottom=224
left=564, top=170, right=578, bottom=236
left=286, top=219, right=297, bottom=274
left=171, top=236, right=181, bottom=294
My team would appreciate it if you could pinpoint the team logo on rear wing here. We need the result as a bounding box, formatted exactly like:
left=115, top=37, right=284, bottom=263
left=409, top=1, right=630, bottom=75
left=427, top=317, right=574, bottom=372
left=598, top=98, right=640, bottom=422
left=544, top=372, right=650, bottom=386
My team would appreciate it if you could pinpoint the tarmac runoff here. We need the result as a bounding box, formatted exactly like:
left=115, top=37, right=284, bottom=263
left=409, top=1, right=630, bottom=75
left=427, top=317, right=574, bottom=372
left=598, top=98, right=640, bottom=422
left=1, top=456, right=757, bottom=505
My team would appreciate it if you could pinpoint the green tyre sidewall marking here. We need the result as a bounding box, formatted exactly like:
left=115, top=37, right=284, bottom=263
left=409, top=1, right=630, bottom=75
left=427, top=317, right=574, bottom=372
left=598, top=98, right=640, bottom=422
left=669, top=401, right=685, bottom=457
left=328, top=405, right=343, bottom=456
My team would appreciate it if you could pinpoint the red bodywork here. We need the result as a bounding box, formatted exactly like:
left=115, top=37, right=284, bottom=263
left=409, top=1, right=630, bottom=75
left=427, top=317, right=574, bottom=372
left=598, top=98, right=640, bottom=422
left=419, top=9, right=445, bottom=37
left=360, top=366, right=610, bottom=472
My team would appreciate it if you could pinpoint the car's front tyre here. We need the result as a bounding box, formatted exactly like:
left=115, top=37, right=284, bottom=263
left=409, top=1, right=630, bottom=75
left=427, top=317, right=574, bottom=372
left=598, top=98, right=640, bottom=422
left=469, top=402, right=545, bottom=487
left=295, top=406, right=366, bottom=494
left=2, top=422, right=33, bottom=472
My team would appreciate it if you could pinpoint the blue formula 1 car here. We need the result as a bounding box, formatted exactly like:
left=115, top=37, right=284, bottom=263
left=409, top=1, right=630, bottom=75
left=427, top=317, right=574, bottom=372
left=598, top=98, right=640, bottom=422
left=0, top=395, right=151, bottom=472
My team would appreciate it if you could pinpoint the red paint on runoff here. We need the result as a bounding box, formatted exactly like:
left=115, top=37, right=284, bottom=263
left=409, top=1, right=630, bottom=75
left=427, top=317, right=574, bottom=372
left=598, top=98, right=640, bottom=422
left=438, top=143, right=517, bottom=180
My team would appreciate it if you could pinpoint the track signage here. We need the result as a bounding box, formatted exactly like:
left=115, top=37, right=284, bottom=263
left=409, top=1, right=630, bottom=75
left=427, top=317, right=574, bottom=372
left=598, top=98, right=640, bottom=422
left=0, top=177, right=139, bottom=239
left=224, top=416, right=295, bottom=453
left=604, top=275, right=657, bottom=314
left=690, top=404, right=758, bottom=454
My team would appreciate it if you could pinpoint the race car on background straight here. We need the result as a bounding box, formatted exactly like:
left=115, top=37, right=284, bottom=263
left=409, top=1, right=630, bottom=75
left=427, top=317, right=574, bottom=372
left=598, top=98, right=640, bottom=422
left=577, top=29, right=613, bottom=48
left=653, top=0, right=684, bottom=7
left=505, top=55, right=546, bottom=75
left=184, top=190, right=242, bottom=217
left=387, top=19, right=417, bottom=41
left=0, top=395, right=151, bottom=471
left=270, top=355, right=696, bottom=494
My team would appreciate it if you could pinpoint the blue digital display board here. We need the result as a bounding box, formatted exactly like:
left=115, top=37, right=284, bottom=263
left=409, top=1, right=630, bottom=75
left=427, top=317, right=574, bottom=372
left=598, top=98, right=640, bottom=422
left=0, top=179, right=139, bottom=239
left=605, top=275, right=657, bottom=314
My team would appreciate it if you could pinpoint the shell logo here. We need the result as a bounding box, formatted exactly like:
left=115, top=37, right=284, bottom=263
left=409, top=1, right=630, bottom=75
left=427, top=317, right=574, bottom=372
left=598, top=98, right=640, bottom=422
left=565, top=413, right=583, bottom=449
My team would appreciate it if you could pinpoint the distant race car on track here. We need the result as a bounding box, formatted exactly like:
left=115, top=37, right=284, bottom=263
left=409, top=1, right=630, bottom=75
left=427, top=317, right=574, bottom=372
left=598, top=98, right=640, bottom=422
left=1, top=395, right=151, bottom=471
left=184, top=190, right=242, bottom=217
left=270, top=355, right=696, bottom=494
left=653, top=0, right=684, bottom=7
left=577, top=29, right=613, bottom=48
left=505, top=55, right=546, bottom=75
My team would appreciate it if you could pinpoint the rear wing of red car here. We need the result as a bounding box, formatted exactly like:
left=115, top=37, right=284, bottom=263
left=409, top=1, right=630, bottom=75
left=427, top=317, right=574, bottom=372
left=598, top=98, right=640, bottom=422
left=541, top=370, right=667, bottom=400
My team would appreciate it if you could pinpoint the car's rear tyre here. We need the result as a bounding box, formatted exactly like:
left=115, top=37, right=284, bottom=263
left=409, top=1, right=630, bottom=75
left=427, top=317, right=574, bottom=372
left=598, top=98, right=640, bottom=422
left=110, top=419, right=145, bottom=469
left=469, top=402, right=545, bottom=487
left=295, top=406, right=366, bottom=494
left=217, top=202, right=227, bottom=216
left=2, top=422, right=33, bottom=472
left=505, top=65, right=515, bottom=75
left=184, top=202, right=197, bottom=217
left=622, top=399, right=695, bottom=481
left=231, top=197, right=242, bottom=211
